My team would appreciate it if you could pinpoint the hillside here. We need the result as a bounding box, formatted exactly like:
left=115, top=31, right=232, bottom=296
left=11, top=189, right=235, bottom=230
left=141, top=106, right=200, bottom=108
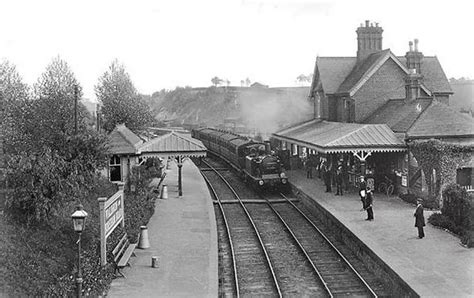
left=146, top=85, right=313, bottom=134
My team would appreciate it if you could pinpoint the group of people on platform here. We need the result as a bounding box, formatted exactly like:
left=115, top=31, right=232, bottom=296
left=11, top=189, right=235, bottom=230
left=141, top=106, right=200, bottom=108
left=301, top=155, right=425, bottom=238
left=303, top=156, right=345, bottom=195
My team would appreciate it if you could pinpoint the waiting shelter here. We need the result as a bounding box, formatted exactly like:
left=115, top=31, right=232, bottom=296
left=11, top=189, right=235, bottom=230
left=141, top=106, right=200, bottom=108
left=271, top=119, right=407, bottom=190
left=107, top=124, right=207, bottom=196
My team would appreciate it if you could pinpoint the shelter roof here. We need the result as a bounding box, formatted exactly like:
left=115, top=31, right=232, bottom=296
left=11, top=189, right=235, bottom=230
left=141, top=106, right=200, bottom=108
left=139, top=131, right=207, bottom=158
left=273, top=119, right=406, bottom=154
left=108, top=124, right=143, bottom=155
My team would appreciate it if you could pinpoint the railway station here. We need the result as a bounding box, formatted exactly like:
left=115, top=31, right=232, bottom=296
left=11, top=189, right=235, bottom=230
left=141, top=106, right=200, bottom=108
left=105, top=19, right=473, bottom=297
left=106, top=152, right=473, bottom=297
left=2, top=7, right=473, bottom=297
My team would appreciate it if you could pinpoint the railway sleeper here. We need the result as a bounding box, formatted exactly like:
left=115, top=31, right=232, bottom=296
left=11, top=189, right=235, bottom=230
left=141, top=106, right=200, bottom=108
left=214, top=198, right=299, bottom=204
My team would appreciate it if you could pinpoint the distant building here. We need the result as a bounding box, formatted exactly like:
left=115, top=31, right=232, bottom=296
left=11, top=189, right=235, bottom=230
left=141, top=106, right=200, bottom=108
left=250, top=82, right=269, bottom=88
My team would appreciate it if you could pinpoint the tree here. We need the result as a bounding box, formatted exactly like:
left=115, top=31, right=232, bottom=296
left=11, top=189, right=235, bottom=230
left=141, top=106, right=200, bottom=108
left=31, top=57, right=89, bottom=152
left=240, top=80, right=245, bottom=87
left=296, top=73, right=313, bottom=86
left=95, top=60, right=153, bottom=132
left=3, top=58, right=109, bottom=224
left=211, top=76, right=223, bottom=87
left=245, top=77, right=251, bottom=87
left=0, top=60, right=31, bottom=154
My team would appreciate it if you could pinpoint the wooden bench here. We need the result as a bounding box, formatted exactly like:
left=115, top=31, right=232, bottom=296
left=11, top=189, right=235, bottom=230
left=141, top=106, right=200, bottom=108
left=112, top=233, right=137, bottom=278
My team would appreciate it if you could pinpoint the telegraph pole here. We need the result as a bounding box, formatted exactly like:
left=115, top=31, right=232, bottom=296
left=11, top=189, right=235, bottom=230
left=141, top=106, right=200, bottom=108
left=74, top=85, right=78, bottom=134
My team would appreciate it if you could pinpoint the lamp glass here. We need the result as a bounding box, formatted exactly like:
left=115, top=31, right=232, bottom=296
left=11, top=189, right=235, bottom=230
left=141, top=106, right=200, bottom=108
left=71, top=207, right=88, bottom=232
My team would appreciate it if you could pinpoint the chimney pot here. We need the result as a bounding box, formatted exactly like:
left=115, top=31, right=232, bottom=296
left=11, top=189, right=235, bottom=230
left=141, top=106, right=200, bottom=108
left=365, top=20, right=369, bottom=27
left=375, top=22, right=379, bottom=27
left=409, top=41, right=413, bottom=52
left=414, top=38, right=419, bottom=52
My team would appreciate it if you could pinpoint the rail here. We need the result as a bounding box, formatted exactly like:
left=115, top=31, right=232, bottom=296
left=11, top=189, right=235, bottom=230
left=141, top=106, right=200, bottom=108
left=258, top=193, right=333, bottom=297
left=202, top=159, right=282, bottom=297
left=279, top=192, right=378, bottom=297
left=200, top=172, right=239, bottom=298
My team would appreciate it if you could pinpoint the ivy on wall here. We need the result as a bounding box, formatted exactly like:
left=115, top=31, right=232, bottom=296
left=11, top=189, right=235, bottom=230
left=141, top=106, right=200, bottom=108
left=409, top=139, right=472, bottom=206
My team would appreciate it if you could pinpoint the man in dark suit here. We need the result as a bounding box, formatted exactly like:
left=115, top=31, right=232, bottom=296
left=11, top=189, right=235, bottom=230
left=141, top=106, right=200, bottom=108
left=364, top=187, right=374, bottom=220
left=414, top=199, right=425, bottom=238
left=335, top=167, right=343, bottom=195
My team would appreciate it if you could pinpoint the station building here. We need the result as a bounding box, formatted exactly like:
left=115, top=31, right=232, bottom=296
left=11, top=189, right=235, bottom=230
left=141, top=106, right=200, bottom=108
left=272, top=20, right=473, bottom=203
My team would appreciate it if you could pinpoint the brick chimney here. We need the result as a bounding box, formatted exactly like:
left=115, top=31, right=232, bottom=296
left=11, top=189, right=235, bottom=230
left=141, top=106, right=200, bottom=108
left=405, top=68, right=423, bottom=100
left=356, top=20, right=383, bottom=62
left=405, top=39, right=423, bottom=73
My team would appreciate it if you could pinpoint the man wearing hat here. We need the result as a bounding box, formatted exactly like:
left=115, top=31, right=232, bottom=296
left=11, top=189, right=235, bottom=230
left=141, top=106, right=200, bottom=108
left=364, top=187, right=374, bottom=220
left=414, top=199, right=425, bottom=238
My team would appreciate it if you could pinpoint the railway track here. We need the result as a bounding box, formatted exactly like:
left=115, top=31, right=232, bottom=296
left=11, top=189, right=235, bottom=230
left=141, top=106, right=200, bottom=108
left=198, top=157, right=386, bottom=297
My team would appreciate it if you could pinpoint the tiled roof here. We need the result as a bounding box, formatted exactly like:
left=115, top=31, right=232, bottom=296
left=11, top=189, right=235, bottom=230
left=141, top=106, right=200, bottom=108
left=337, top=50, right=390, bottom=94
left=108, top=124, right=143, bottom=155
left=315, top=52, right=451, bottom=96
left=139, top=131, right=207, bottom=158
left=363, top=98, right=432, bottom=132
left=407, top=100, right=474, bottom=139
left=273, top=119, right=406, bottom=153
left=398, top=56, right=452, bottom=94
left=315, top=57, right=356, bottom=94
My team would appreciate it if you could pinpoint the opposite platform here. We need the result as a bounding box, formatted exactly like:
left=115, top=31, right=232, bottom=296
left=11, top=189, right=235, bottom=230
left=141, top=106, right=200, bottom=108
left=107, top=159, right=218, bottom=297
left=288, top=169, right=473, bottom=297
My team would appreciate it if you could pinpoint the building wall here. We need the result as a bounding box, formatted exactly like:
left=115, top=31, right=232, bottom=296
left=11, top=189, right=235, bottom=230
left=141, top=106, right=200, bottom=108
left=353, top=58, right=406, bottom=122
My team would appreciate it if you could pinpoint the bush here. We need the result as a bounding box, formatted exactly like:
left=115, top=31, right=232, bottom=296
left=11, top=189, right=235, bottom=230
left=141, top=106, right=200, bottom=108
left=441, top=183, right=471, bottom=228
left=124, top=160, right=162, bottom=242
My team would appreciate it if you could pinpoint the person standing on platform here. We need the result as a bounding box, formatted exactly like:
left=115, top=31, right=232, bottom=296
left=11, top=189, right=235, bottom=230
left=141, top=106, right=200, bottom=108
left=364, top=187, right=374, bottom=220
left=359, top=176, right=367, bottom=208
left=305, top=157, right=313, bottom=179
left=322, top=161, right=332, bottom=192
left=335, top=167, right=343, bottom=195
left=414, top=199, right=425, bottom=238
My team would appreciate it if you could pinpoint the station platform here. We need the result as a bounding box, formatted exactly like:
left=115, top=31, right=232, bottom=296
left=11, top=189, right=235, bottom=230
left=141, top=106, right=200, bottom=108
left=287, top=169, right=473, bottom=297
left=107, top=159, right=218, bottom=297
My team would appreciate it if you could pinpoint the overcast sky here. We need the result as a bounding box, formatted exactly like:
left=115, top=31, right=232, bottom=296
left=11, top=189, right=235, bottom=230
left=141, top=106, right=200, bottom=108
left=1, top=0, right=473, bottom=100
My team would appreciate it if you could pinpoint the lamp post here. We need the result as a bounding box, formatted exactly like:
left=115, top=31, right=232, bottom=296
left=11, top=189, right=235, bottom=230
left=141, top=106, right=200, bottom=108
left=72, top=204, right=88, bottom=298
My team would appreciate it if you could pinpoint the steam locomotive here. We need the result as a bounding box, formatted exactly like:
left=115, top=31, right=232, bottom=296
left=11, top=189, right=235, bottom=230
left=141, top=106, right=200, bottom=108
left=192, top=128, right=288, bottom=189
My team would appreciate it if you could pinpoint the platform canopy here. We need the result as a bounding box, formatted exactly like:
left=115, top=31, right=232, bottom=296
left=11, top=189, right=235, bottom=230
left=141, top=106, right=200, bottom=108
left=273, top=119, right=407, bottom=154
left=138, top=131, right=207, bottom=159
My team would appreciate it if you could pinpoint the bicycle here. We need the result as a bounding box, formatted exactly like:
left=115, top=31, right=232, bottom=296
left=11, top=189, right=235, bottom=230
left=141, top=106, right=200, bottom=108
left=377, top=175, right=394, bottom=196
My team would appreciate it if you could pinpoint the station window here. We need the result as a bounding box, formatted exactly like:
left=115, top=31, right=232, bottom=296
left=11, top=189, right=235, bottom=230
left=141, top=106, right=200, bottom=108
left=109, top=155, right=122, bottom=182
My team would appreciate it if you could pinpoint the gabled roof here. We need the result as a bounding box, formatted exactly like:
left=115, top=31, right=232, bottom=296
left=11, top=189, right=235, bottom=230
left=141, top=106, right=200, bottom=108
left=337, top=50, right=391, bottom=94
left=314, top=57, right=356, bottom=94
left=407, top=100, right=474, bottom=139
left=315, top=51, right=450, bottom=97
left=273, top=119, right=406, bottom=153
left=363, top=98, right=432, bottom=132
left=108, top=124, right=143, bottom=155
left=138, top=131, right=207, bottom=158
left=397, top=56, right=452, bottom=94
